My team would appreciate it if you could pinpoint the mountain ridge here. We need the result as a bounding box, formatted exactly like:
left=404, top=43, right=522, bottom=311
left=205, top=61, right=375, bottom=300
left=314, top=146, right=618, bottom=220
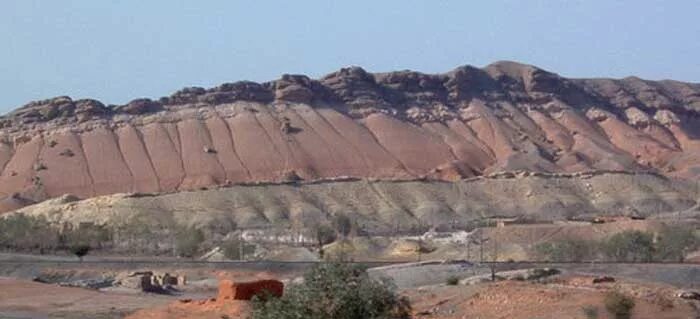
left=4, top=61, right=699, bottom=124
left=1, top=61, right=699, bottom=213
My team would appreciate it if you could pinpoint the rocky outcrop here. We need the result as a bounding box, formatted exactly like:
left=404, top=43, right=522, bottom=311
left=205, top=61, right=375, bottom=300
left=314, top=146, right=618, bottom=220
left=0, top=61, right=699, bottom=212
left=6, top=96, right=110, bottom=125
left=114, top=271, right=185, bottom=293
left=116, top=98, right=163, bottom=115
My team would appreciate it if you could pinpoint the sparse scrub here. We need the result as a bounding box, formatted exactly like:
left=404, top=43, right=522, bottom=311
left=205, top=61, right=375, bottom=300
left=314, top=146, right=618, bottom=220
left=654, top=225, right=698, bottom=262
left=445, top=276, right=459, bottom=286
left=602, top=231, right=654, bottom=262
left=604, top=290, right=635, bottom=319
left=652, top=294, right=674, bottom=310
left=581, top=305, right=599, bottom=319
left=538, top=228, right=698, bottom=263
left=221, top=237, right=256, bottom=260
left=61, top=222, right=112, bottom=250
left=114, top=214, right=166, bottom=254
left=0, top=215, right=114, bottom=256
left=534, top=238, right=596, bottom=262
left=333, top=213, right=353, bottom=237
left=175, top=226, right=205, bottom=258
left=0, top=214, right=60, bottom=253
left=251, top=263, right=411, bottom=319
left=312, top=223, right=337, bottom=258
left=70, top=244, right=90, bottom=261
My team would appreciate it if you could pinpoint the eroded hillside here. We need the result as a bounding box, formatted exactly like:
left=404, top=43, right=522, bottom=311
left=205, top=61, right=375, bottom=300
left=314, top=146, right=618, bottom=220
left=1, top=61, right=700, bottom=212
left=12, top=171, right=697, bottom=233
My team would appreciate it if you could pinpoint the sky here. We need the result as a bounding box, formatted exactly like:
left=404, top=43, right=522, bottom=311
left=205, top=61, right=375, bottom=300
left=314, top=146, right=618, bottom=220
left=1, top=0, right=699, bottom=113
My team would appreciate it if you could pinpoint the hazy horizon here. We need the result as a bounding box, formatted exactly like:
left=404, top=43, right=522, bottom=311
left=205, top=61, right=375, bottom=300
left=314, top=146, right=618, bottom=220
left=2, top=0, right=700, bottom=112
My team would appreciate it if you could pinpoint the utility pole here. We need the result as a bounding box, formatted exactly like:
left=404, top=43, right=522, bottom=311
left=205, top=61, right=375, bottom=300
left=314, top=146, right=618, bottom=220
left=492, top=227, right=499, bottom=263
left=479, top=229, right=484, bottom=263
left=490, top=226, right=500, bottom=281
left=239, top=232, right=244, bottom=261
left=467, top=238, right=471, bottom=260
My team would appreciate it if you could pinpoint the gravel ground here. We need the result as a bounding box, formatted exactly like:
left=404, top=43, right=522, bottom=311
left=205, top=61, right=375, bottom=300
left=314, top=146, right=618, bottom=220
left=369, top=261, right=700, bottom=289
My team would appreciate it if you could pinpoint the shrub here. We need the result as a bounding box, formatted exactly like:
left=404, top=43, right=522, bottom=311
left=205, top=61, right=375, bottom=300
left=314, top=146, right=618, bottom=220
left=314, top=224, right=337, bottom=245
left=221, top=237, right=256, bottom=260
left=333, top=214, right=353, bottom=237
left=654, top=225, right=699, bottom=262
left=534, top=239, right=596, bottom=262
left=652, top=294, right=674, bottom=310
left=175, top=227, right=205, bottom=258
left=251, top=263, right=411, bottom=319
left=602, top=231, right=654, bottom=262
left=312, top=224, right=337, bottom=258
left=61, top=222, right=112, bottom=250
left=70, top=244, right=90, bottom=261
left=114, top=214, right=165, bottom=253
left=581, top=305, right=599, bottom=319
left=604, top=291, right=635, bottom=319
left=445, top=276, right=459, bottom=286
left=0, top=214, right=60, bottom=253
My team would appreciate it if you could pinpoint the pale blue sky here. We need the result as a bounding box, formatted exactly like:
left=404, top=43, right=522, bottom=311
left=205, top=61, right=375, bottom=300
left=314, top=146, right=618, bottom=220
left=1, top=0, right=699, bottom=113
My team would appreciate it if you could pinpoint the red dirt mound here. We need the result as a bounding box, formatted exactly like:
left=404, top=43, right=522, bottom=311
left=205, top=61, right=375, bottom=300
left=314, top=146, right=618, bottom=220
left=218, top=279, right=284, bottom=301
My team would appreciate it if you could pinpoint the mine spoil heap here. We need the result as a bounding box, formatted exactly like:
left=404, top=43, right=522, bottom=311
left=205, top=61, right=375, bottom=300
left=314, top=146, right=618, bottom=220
left=1, top=61, right=699, bottom=212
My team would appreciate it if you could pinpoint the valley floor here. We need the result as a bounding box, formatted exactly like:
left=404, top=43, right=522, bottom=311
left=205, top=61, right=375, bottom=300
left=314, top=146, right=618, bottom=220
left=0, top=259, right=698, bottom=318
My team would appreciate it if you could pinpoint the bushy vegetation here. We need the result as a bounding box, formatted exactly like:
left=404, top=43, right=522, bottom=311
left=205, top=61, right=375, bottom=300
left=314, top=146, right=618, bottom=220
left=333, top=213, right=353, bottom=237
left=601, top=231, right=655, bottom=262
left=535, top=239, right=596, bottom=262
left=0, top=214, right=110, bottom=255
left=445, top=276, right=459, bottom=286
left=312, top=223, right=337, bottom=258
left=581, top=305, right=599, bottom=319
left=252, top=263, right=410, bottom=319
left=0, top=214, right=57, bottom=253
left=604, top=290, right=635, bottom=319
left=1, top=212, right=695, bottom=265
left=0, top=213, right=228, bottom=259
left=61, top=222, right=111, bottom=250
left=535, top=227, right=698, bottom=262
left=70, top=244, right=90, bottom=261
left=221, top=237, right=256, bottom=260
left=654, top=225, right=699, bottom=262
left=174, top=226, right=205, bottom=258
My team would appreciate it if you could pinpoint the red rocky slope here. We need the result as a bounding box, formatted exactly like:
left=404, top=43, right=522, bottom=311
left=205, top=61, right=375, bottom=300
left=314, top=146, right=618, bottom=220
left=1, top=61, right=699, bottom=212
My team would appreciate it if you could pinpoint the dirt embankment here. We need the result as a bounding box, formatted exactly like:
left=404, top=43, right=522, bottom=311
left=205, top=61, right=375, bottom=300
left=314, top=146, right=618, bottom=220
left=406, top=277, right=697, bottom=319
left=9, top=172, right=697, bottom=233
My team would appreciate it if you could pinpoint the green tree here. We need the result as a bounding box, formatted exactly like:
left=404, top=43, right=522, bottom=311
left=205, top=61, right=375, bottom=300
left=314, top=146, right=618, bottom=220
left=252, top=263, right=411, bottom=319
left=333, top=214, right=353, bottom=238
left=654, top=225, right=698, bottom=262
left=312, top=224, right=337, bottom=258
left=582, top=305, right=599, bottom=319
left=32, top=216, right=60, bottom=254
left=60, top=222, right=112, bottom=253
left=602, top=231, right=654, bottom=262
left=175, top=226, right=205, bottom=258
left=535, top=239, right=596, bottom=262
left=0, top=214, right=33, bottom=250
left=70, top=244, right=90, bottom=262
left=221, top=237, right=255, bottom=260
left=0, top=214, right=59, bottom=253
left=604, top=290, right=635, bottom=319
left=445, top=276, right=459, bottom=286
